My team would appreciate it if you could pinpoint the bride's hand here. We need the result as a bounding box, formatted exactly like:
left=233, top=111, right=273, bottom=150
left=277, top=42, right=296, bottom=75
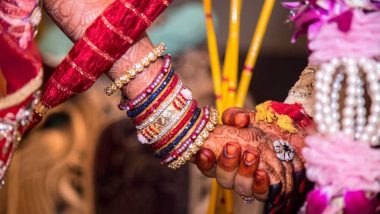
left=195, top=107, right=309, bottom=212
left=195, top=123, right=271, bottom=202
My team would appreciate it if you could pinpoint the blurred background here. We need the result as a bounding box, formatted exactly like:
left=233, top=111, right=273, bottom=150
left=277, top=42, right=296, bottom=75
left=0, top=1, right=309, bottom=214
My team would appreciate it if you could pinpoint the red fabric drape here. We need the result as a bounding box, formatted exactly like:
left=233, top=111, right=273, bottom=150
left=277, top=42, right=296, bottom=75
left=40, top=0, right=170, bottom=109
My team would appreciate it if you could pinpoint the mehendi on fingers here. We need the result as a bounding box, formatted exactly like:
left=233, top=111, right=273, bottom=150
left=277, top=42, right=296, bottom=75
left=237, top=148, right=260, bottom=177
left=292, top=154, right=304, bottom=174
left=282, top=161, right=294, bottom=196
left=252, top=169, right=270, bottom=201
left=260, top=142, right=288, bottom=195
left=218, top=142, right=241, bottom=172
left=195, top=148, right=216, bottom=176
left=234, top=149, right=260, bottom=197
left=215, top=142, right=241, bottom=188
left=264, top=164, right=283, bottom=213
left=222, top=107, right=250, bottom=128
left=250, top=111, right=307, bottom=160
left=203, top=125, right=266, bottom=157
left=287, top=169, right=309, bottom=213
left=205, top=123, right=290, bottom=194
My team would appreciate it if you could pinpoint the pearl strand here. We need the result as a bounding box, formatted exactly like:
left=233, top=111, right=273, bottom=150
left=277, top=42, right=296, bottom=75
left=315, top=59, right=338, bottom=134
left=342, top=58, right=359, bottom=138
left=314, top=57, right=380, bottom=145
left=331, top=72, right=344, bottom=132
left=354, top=77, right=366, bottom=140
left=358, top=58, right=380, bottom=144
left=374, top=62, right=380, bottom=145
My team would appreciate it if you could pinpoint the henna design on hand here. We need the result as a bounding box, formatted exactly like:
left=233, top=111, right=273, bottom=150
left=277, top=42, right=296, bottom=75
left=43, top=0, right=113, bottom=41
left=43, top=1, right=162, bottom=99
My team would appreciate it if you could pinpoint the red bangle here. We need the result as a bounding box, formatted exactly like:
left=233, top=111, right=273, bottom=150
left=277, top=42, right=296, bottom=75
left=133, top=74, right=179, bottom=125
left=162, top=107, right=210, bottom=164
left=152, top=100, right=198, bottom=150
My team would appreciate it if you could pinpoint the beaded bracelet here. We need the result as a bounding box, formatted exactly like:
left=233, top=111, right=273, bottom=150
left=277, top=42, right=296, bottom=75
left=162, top=106, right=210, bottom=164
left=105, top=43, right=166, bottom=96
left=127, top=69, right=175, bottom=117
left=167, top=107, right=218, bottom=170
left=154, top=107, right=201, bottom=158
left=119, top=54, right=172, bottom=111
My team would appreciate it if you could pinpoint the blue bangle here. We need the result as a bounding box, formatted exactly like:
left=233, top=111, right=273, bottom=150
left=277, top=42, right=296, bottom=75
left=127, top=68, right=175, bottom=117
left=155, top=107, right=201, bottom=158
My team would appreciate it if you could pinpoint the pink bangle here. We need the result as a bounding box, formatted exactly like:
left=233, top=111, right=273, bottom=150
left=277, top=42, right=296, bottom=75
left=162, top=106, right=210, bottom=164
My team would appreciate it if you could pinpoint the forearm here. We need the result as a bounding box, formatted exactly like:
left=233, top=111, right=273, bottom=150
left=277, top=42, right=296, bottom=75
left=43, top=0, right=161, bottom=98
left=43, top=0, right=231, bottom=171
left=107, top=34, right=163, bottom=99
left=43, top=0, right=113, bottom=41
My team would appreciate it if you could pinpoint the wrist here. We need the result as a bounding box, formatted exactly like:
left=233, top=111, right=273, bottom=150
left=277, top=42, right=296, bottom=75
left=107, top=34, right=163, bottom=99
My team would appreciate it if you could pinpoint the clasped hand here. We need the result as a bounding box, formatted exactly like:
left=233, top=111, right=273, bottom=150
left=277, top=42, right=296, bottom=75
left=195, top=107, right=310, bottom=212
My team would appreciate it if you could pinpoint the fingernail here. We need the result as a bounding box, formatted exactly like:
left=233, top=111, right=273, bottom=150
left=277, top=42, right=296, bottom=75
left=199, top=153, right=210, bottom=162
left=255, top=175, right=264, bottom=185
left=224, top=143, right=239, bottom=158
left=243, top=152, right=256, bottom=166
left=234, top=112, right=250, bottom=128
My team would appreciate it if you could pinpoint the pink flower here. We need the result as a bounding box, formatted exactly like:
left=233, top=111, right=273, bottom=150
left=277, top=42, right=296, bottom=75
left=282, top=0, right=379, bottom=41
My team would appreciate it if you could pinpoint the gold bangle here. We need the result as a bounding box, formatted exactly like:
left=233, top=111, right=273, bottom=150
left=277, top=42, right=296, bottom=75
left=140, top=102, right=184, bottom=140
left=104, top=43, right=166, bottom=96
left=168, top=107, right=218, bottom=170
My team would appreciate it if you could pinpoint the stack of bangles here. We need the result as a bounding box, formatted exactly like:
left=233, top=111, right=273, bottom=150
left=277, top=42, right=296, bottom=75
left=112, top=44, right=218, bottom=169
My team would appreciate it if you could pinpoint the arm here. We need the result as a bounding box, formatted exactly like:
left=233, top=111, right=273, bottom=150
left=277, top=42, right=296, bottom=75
left=42, top=0, right=161, bottom=99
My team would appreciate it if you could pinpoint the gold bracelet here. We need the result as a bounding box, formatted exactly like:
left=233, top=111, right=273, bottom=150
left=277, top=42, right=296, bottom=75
left=104, top=43, right=166, bottom=96
left=168, top=107, right=218, bottom=170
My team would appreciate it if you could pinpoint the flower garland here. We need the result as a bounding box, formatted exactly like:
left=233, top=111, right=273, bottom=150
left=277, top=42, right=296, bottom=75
left=283, top=0, right=380, bottom=213
left=282, top=0, right=380, bottom=41
left=304, top=133, right=380, bottom=214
